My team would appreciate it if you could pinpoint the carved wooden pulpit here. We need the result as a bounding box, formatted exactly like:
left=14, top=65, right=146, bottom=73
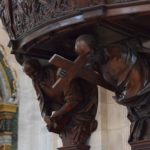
left=1, top=0, right=150, bottom=150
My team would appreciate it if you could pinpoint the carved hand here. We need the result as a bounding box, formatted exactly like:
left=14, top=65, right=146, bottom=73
left=44, top=116, right=57, bottom=130
left=57, top=68, right=67, bottom=78
left=44, top=116, right=51, bottom=124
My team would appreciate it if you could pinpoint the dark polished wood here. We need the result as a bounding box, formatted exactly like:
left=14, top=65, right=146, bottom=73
left=58, top=145, right=90, bottom=150
left=23, top=59, right=98, bottom=150
left=1, top=1, right=150, bottom=150
left=49, top=54, right=115, bottom=91
left=1, top=0, right=150, bottom=63
left=48, top=54, right=90, bottom=93
left=131, top=140, right=150, bottom=150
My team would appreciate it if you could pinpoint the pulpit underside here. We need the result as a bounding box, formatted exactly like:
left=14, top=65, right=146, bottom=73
left=0, top=0, right=150, bottom=62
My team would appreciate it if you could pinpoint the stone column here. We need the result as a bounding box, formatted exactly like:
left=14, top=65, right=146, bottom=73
left=58, top=144, right=90, bottom=150
left=0, top=103, right=17, bottom=150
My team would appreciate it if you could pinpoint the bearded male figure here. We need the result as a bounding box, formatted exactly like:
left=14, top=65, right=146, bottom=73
left=75, top=34, right=150, bottom=143
left=23, top=59, right=98, bottom=149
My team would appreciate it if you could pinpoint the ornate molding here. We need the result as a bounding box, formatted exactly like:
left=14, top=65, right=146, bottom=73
left=0, top=0, right=144, bottom=40
left=0, top=0, right=150, bottom=58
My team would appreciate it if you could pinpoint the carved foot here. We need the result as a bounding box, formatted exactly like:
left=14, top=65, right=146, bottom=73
left=58, top=144, right=90, bottom=150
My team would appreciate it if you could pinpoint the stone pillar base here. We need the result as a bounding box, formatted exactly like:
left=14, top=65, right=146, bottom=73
left=131, top=140, right=150, bottom=150
left=58, top=145, right=90, bottom=150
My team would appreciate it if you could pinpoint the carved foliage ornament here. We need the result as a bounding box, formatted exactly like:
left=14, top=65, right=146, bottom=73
left=107, top=0, right=137, bottom=3
left=0, top=0, right=139, bottom=38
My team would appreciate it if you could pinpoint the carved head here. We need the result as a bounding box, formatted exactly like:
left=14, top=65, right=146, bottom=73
left=101, top=44, right=137, bottom=85
left=75, top=34, right=96, bottom=56
left=75, top=35, right=137, bottom=85
left=23, top=59, right=42, bottom=80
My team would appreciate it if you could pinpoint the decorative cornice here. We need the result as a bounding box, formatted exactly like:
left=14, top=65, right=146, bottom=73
left=0, top=0, right=104, bottom=39
left=0, top=0, right=147, bottom=40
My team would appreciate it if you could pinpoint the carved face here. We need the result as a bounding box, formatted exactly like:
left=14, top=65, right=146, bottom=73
left=75, top=40, right=93, bottom=56
left=101, top=49, right=128, bottom=86
left=23, top=63, right=39, bottom=81
left=101, top=57, right=120, bottom=85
